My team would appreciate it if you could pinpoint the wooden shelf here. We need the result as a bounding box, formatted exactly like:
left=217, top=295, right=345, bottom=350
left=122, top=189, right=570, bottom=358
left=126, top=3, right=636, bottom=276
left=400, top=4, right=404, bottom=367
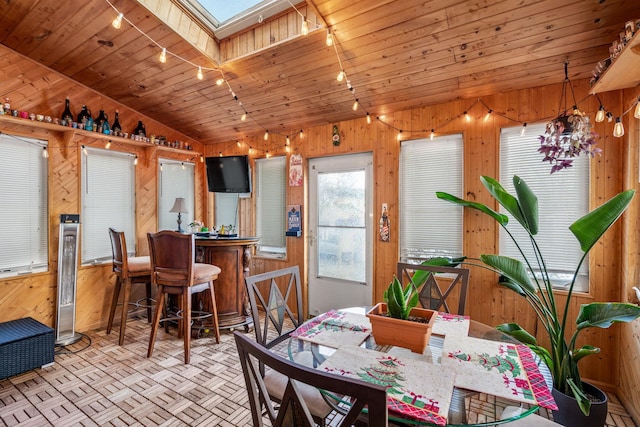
left=0, top=114, right=199, bottom=156
left=590, top=31, right=640, bottom=94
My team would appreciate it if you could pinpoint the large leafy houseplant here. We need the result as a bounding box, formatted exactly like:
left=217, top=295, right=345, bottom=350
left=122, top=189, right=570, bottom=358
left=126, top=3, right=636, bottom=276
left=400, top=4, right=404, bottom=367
left=436, top=175, right=640, bottom=416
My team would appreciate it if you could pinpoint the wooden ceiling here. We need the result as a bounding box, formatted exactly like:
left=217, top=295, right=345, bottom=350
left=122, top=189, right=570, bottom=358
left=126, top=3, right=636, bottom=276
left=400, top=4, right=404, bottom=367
left=1, top=0, right=638, bottom=145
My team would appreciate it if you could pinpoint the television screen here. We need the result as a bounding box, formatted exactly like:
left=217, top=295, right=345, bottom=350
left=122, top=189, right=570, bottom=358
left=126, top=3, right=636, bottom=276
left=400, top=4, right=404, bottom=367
left=205, top=155, right=252, bottom=193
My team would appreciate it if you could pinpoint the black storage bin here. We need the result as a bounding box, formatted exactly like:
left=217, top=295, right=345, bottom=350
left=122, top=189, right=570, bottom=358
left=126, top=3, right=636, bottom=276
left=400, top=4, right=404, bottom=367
left=0, top=317, right=55, bottom=380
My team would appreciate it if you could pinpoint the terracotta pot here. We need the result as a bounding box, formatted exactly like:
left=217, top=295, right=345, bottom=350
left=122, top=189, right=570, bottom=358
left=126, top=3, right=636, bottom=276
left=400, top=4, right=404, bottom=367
left=551, top=381, right=608, bottom=427
left=365, top=303, right=436, bottom=353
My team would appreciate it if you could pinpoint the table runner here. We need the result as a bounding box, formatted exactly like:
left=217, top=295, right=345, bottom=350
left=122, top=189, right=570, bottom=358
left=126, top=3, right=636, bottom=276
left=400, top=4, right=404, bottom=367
left=290, top=310, right=371, bottom=348
left=432, top=312, right=470, bottom=337
left=319, top=345, right=456, bottom=426
left=441, top=335, right=557, bottom=410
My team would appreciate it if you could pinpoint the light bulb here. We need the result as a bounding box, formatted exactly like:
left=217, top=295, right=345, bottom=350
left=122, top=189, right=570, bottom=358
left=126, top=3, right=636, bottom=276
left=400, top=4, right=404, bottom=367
left=286, top=136, right=290, bottom=145
left=352, top=99, right=359, bottom=111
left=160, top=163, right=163, bottom=171
left=397, top=130, right=402, bottom=141
left=241, top=112, right=247, bottom=121
left=181, top=162, right=185, bottom=170
left=607, top=112, right=614, bottom=122
left=634, top=101, right=640, bottom=119
left=264, top=130, right=269, bottom=140
left=337, top=70, right=345, bottom=82
left=301, top=17, right=308, bottom=35
left=200, top=155, right=204, bottom=163
left=105, top=140, right=111, bottom=149
left=249, top=146, right=253, bottom=155
left=82, top=145, right=88, bottom=156
left=613, top=118, right=624, bottom=137
left=366, top=113, right=372, bottom=124
left=326, top=29, right=333, bottom=46
left=159, top=48, right=167, bottom=63
left=285, top=145, right=291, bottom=153
left=134, top=156, right=138, bottom=166
left=197, top=66, right=203, bottom=80
left=520, top=123, right=527, bottom=136
left=266, top=151, right=271, bottom=158
left=42, top=147, right=48, bottom=158
left=595, top=106, right=605, bottom=122
left=430, top=129, right=435, bottom=140
left=484, top=109, right=492, bottom=122
left=464, top=111, right=470, bottom=122
left=112, top=12, right=123, bottom=29
left=299, top=129, right=304, bottom=139
left=216, top=78, right=224, bottom=86
left=219, top=151, right=223, bottom=157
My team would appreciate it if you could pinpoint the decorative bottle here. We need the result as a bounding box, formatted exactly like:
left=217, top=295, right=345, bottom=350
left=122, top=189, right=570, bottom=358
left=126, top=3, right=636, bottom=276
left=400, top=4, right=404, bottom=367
left=61, top=97, right=73, bottom=125
left=3, top=98, right=10, bottom=115
left=77, top=105, right=89, bottom=126
left=111, top=110, right=122, bottom=134
left=95, top=109, right=107, bottom=132
left=133, top=120, right=146, bottom=137
left=84, top=109, right=94, bottom=132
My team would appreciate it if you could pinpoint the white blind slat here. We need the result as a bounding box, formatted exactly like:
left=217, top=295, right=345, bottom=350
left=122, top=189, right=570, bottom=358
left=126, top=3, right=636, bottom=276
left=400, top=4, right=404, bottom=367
left=158, top=160, right=195, bottom=231
left=256, top=156, right=286, bottom=252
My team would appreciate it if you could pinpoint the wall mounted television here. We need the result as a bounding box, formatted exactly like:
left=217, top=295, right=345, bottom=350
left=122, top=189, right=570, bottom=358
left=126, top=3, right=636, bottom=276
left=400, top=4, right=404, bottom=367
left=205, top=155, right=252, bottom=193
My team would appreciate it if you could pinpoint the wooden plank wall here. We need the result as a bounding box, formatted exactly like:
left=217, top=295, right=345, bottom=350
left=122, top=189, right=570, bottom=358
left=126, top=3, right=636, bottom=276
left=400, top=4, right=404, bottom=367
left=1, top=42, right=639, bottom=398
left=204, top=79, right=637, bottom=393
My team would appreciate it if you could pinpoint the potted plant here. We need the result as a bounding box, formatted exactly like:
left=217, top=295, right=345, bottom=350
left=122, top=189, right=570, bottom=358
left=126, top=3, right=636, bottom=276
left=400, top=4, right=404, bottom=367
left=436, top=175, right=640, bottom=426
left=366, top=257, right=462, bottom=353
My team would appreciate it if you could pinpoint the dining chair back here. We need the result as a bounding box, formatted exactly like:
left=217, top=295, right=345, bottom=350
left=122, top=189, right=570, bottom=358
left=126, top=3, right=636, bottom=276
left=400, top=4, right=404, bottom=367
left=397, top=263, right=470, bottom=315
left=244, top=265, right=304, bottom=350
left=107, top=227, right=153, bottom=345
left=147, top=230, right=221, bottom=364
left=234, top=331, right=388, bottom=427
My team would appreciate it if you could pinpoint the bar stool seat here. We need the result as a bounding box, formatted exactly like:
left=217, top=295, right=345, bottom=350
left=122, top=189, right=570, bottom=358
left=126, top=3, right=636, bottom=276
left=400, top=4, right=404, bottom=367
left=107, top=228, right=153, bottom=346
left=147, top=230, right=221, bottom=364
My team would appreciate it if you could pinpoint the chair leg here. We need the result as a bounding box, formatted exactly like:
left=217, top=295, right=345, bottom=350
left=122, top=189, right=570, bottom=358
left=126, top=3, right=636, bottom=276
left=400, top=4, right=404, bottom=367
left=208, top=281, right=221, bottom=344
left=148, top=288, right=165, bottom=359
left=145, top=281, right=153, bottom=322
left=118, top=278, right=133, bottom=346
left=107, top=276, right=122, bottom=335
left=183, top=291, right=192, bottom=364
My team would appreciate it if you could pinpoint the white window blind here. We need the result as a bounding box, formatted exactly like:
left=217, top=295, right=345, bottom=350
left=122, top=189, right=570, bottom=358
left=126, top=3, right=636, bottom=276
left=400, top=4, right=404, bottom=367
left=158, top=159, right=195, bottom=231
left=0, top=134, right=48, bottom=276
left=215, top=193, right=239, bottom=228
left=82, top=147, right=135, bottom=264
left=256, top=156, right=286, bottom=255
left=399, top=135, right=464, bottom=261
left=500, top=123, right=589, bottom=291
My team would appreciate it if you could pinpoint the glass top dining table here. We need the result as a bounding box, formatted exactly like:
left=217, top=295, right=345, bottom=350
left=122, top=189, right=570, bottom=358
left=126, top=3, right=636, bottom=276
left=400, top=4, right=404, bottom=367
left=287, top=307, right=553, bottom=427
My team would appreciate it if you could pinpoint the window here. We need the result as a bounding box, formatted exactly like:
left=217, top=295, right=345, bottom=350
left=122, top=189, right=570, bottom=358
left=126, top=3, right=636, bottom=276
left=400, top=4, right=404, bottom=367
left=255, top=156, right=286, bottom=256
left=215, top=193, right=239, bottom=229
left=399, top=135, right=464, bottom=262
left=0, top=133, right=48, bottom=277
left=500, top=123, right=589, bottom=291
left=82, top=147, right=135, bottom=264
left=158, top=159, right=195, bottom=231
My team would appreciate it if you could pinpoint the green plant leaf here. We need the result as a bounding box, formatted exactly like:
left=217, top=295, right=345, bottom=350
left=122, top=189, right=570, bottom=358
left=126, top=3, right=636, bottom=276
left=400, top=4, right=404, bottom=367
left=567, top=378, right=591, bottom=416
left=480, top=254, right=535, bottom=294
left=570, top=189, right=635, bottom=253
left=480, top=176, right=530, bottom=233
left=498, top=275, right=526, bottom=296
left=436, top=192, right=509, bottom=225
left=571, top=345, right=600, bottom=363
left=575, top=302, right=640, bottom=330
left=512, top=176, right=538, bottom=235
left=496, top=323, right=538, bottom=345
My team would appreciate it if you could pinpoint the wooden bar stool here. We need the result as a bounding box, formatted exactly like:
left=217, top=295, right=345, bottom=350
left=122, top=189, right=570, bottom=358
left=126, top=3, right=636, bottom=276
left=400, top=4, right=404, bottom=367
left=107, top=228, right=153, bottom=346
left=147, top=230, right=221, bottom=364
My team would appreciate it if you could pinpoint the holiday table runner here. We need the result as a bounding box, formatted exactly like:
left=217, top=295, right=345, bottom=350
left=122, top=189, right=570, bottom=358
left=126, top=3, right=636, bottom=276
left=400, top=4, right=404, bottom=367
left=441, top=335, right=557, bottom=410
left=291, top=310, right=371, bottom=348
left=319, top=345, right=456, bottom=426
left=432, top=312, right=470, bottom=337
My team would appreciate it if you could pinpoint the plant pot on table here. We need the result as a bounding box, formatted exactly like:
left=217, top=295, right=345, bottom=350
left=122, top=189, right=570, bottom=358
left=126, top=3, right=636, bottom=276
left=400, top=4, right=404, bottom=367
left=365, top=302, right=437, bottom=353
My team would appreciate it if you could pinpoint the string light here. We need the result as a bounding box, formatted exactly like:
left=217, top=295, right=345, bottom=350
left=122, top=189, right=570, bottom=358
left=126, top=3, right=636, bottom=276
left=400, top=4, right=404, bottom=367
left=430, top=129, right=435, bottom=140
left=159, top=47, right=167, bottom=63
left=352, top=99, right=359, bottom=111
left=216, top=78, right=225, bottom=86
left=337, top=70, right=345, bottom=82
left=197, top=66, right=203, bottom=80
left=326, top=29, right=333, bottom=46
left=181, top=162, right=185, bottom=170
left=285, top=145, right=291, bottom=153
left=160, top=163, right=163, bottom=171
left=200, top=155, right=204, bottom=163
left=520, top=123, right=527, bottom=136
left=82, top=145, right=88, bottom=156
left=236, top=141, right=242, bottom=147
left=266, top=150, right=271, bottom=158
left=105, top=140, right=111, bottom=149
left=286, top=136, right=290, bottom=145
left=299, top=129, right=304, bottom=139
left=301, top=16, right=308, bottom=35
left=595, top=105, right=606, bottom=122
left=366, top=113, right=372, bottom=124
left=219, top=151, right=223, bottom=156
left=464, top=111, right=471, bottom=122
left=264, top=130, right=269, bottom=140
left=112, top=12, right=123, bottom=29
left=42, top=147, right=48, bottom=158
left=134, top=156, right=138, bottom=165
left=484, top=109, right=492, bottom=122
left=249, top=146, right=253, bottom=155
left=241, top=112, right=247, bottom=121
left=397, top=130, right=402, bottom=141
left=607, top=112, right=614, bottom=122
left=613, top=117, right=624, bottom=137
left=634, top=98, right=640, bottom=119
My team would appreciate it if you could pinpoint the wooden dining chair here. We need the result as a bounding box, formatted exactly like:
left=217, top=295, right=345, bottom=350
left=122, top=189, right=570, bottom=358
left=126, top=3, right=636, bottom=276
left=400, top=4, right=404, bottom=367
left=397, top=263, right=470, bottom=315
left=244, top=266, right=333, bottom=425
left=107, top=227, right=153, bottom=345
left=234, top=331, right=388, bottom=427
left=147, top=230, right=221, bottom=364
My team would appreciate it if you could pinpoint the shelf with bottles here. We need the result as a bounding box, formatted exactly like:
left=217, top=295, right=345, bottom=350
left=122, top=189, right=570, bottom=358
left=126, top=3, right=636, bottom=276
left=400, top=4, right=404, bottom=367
left=590, top=26, right=640, bottom=94
left=0, top=113, right=200, bottom=156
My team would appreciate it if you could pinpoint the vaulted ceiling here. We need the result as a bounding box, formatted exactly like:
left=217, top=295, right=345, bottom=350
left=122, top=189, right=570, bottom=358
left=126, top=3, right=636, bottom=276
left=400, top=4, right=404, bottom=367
left=1, top=0, right=638, bottom=145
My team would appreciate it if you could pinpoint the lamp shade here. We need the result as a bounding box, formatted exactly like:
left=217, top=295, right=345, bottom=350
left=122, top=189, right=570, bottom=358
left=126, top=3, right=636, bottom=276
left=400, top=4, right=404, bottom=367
left=169, top=197, right=189, bottom=213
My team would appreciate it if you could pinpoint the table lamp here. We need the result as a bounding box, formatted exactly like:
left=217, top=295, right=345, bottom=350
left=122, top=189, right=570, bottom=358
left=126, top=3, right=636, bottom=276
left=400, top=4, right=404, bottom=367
left=169, top=197, right=189, bottom=233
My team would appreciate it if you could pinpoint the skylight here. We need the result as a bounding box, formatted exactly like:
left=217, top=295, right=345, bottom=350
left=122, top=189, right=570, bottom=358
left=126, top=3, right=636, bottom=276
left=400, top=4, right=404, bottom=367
left=177, top=0, right=291, bottom=39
